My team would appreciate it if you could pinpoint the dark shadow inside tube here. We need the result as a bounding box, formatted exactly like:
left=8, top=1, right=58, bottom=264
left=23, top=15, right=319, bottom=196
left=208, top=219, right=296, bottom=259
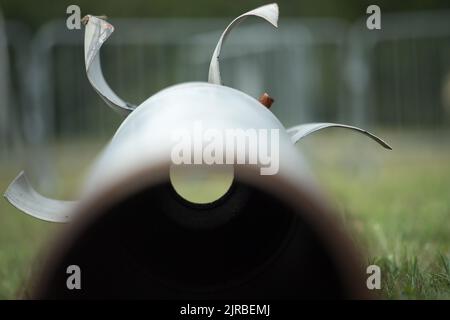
left=33, top=180, right=357, bottom=299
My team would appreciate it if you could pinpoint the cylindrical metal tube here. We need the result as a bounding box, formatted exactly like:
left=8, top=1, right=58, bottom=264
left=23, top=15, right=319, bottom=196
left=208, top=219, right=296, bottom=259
left=28, top=82, right=369, bottom=299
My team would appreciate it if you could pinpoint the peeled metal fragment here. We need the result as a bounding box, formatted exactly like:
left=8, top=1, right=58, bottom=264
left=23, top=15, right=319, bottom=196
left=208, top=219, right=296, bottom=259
left=3, top=171, right=76, bottom=223
left=3, top=16, right=130, bottom=223
left=208, top=3, right=279, bottom=85
left=84, top=15, right=136, bottom=116
left=287, top=122, right=392, bottom=150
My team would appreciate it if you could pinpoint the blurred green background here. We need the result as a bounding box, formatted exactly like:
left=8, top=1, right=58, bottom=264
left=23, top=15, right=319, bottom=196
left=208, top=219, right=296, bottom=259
left=2, top=0, right=450, bottom=28
left=0, top=0, right=449, bottom=299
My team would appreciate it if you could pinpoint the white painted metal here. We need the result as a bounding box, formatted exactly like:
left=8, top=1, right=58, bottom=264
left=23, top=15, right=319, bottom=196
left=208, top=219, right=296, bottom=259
left=84, top=15, right=136, bottom=116
left=208, top=3, right=279, bottom=85
left=287, top=123, right=392, bottom=149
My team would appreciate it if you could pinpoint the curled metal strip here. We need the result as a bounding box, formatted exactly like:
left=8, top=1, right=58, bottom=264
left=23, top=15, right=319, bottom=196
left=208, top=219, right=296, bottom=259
left=287, top=123, right=392, bottom=150
left=3, top=171, right=76, bottom=223
left=208, top=3, right=279, bottom=85
left=84, top=15, right=136, bottom=116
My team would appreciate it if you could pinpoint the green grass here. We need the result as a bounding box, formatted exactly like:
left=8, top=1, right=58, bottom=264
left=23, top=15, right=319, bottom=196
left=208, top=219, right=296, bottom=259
left=0, top=139, right=104, bottom=299
left=0, top=129, right=449, bottom=299
left=299, top=129, right=450, bottom=299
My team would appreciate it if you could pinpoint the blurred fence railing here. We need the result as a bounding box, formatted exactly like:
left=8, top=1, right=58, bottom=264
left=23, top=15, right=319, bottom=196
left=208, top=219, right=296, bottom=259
left=0, top=20, right=31, bottom=163
left=347, top=11, right=450, bottom=128
left=1, top=11, right=450, bottom=185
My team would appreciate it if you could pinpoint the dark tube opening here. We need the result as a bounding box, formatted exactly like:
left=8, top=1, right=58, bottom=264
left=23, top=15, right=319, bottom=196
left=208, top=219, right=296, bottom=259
left=34, top=180, right=357, bottom=299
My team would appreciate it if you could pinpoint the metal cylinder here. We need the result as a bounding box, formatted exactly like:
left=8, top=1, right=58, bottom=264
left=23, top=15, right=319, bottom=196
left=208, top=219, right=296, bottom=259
left=28, top=82, right=368, bottom=299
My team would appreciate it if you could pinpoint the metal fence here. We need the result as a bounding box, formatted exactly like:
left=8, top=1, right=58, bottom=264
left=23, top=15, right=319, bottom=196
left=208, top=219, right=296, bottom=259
left=0, top=19, right=31, bottom=163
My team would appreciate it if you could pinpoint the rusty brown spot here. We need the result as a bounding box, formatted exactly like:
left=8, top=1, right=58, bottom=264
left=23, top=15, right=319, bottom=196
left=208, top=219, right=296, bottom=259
left=259, top=92, right=274, bottom=109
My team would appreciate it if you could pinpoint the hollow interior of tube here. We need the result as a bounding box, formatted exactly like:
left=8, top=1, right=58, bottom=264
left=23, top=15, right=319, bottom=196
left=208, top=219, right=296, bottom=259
left=169, top=164, right=234, bottom=204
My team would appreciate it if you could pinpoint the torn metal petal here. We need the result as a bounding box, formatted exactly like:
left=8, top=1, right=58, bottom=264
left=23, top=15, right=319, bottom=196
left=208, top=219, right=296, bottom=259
left=287, top=123, right=392, bottom=150
left=84, top=15, right=136, bottom=116
left=208, top=3, right=279, bottom=85
left=3, top=171, right=76, bottom=223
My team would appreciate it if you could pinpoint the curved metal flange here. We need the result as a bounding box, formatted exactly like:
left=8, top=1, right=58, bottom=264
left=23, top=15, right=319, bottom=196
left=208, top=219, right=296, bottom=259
left=84, top=15, right=136, bottom=116
left=3, top=171, right=77, bottom=223
left=287, top=123, right=392, bottom=150
left=208, top=3, right=279, bottom=85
